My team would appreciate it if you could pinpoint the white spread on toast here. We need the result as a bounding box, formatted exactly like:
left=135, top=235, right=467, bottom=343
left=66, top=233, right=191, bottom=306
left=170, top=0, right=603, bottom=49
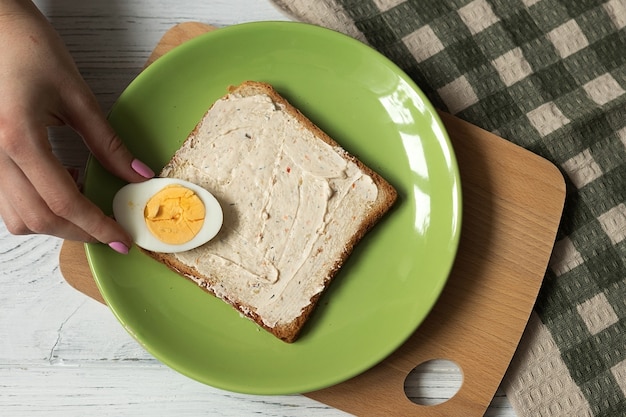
left=160, top=93, right=378, bottom=329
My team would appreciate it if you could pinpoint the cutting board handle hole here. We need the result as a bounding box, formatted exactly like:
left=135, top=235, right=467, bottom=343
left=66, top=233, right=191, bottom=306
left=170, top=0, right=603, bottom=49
left=404, top=359, right=463, bottom=406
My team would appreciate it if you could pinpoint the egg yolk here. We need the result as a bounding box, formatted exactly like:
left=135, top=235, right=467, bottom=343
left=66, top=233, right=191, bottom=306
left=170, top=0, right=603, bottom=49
left=144, top=184, right=206, bottom=245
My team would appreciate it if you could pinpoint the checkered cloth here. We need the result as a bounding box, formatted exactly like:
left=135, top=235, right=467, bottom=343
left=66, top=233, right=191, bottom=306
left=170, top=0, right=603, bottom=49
left=271, top=0, right=626, bottom=415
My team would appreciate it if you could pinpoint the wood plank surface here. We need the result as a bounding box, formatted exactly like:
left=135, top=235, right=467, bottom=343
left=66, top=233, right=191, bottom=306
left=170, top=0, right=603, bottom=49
left=59, top=22, right=566, bottom=417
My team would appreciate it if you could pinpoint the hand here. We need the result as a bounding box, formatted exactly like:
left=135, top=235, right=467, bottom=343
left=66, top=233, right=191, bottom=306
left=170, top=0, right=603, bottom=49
left=0, top=0, right=154, bottom=253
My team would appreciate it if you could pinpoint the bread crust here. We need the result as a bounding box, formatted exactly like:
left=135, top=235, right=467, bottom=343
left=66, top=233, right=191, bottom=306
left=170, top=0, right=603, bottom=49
left=143, top=81, right=397, bottom=343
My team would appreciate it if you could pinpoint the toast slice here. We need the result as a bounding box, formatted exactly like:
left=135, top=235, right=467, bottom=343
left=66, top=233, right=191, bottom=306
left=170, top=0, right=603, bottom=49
left=144, top=81, right=397, bottom=342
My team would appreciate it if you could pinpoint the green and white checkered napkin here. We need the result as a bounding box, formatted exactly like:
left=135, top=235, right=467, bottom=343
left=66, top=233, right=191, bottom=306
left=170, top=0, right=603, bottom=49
left=271, top=0, right=626, bottom=415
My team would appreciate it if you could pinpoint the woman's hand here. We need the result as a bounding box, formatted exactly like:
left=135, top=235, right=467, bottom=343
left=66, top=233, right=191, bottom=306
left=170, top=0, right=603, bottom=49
left=0, top=0, right=153, bottom=253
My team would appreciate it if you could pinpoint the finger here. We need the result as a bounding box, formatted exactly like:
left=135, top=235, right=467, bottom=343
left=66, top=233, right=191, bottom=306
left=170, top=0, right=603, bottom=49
left=0, top=189, right=32, bottom=236
left=3, top=127, right=133, bottom=247
left=60, top=85, right=155, bottom=182
left=0, top=155, right=95, bottom=242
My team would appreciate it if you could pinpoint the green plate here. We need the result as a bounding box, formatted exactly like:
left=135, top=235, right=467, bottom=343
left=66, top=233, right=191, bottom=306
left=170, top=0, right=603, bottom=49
left=84, top=22, right=461, bottom=395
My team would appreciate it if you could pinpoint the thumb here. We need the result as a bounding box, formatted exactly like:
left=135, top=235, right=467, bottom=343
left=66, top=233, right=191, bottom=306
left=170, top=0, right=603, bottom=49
left=62, top=86, right=155, bottom=182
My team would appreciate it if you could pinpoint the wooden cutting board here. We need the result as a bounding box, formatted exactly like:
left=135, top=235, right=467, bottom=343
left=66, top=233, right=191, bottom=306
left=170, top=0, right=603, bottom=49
left=59, top=22, right=566, bottom=417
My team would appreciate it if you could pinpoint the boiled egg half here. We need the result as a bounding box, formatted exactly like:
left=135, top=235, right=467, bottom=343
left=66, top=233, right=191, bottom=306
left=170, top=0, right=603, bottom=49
left=112, top=178, right=223, bottom=253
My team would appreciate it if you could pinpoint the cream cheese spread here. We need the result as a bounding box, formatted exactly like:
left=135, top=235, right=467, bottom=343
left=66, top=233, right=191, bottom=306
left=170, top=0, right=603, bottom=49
left=161, top=92, right=378, bottom=329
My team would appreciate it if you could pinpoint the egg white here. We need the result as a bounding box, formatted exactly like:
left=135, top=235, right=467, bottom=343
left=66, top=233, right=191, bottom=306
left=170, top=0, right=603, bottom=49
left=112, top=178, right=223, bottom=253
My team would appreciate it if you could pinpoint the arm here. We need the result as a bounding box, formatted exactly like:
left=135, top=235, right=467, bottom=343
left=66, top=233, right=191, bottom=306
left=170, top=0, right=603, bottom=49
left=0, top=0, right=153, bottom=253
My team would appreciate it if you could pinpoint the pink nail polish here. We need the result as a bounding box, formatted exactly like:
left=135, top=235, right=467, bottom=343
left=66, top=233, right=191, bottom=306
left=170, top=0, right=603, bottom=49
left=109, top=241, right=130, bottom=255
left=131, top=158, right=155, bottom=179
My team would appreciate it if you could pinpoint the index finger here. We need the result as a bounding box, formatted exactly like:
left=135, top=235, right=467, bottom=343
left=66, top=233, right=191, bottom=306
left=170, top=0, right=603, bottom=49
left=61, top=84, right=155, bottom=183
left=8, top=126, right=133, bottom=247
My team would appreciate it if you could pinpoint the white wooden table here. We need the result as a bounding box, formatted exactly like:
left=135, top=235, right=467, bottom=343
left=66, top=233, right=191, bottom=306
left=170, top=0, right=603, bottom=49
left=0, top=1, right=517, bottom=415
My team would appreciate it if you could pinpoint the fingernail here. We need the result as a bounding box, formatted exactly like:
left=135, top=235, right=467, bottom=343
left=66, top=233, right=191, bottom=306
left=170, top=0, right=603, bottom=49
left=108, top=241, right=130, bottom=255
left=131, top=158, right=155, bottom=179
